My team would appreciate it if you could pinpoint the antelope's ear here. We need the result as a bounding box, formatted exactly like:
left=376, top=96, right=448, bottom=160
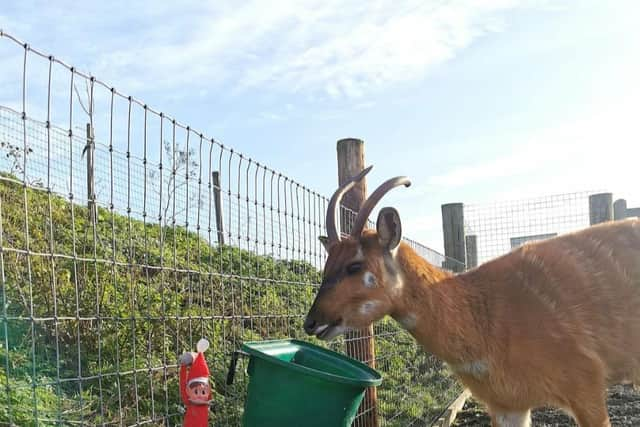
left=376, top=207, right=402, bottom=251
left=319, top=236, right=331, bottom=252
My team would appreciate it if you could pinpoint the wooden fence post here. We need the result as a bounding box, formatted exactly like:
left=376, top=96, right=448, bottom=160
left=614, top=198, right=627, bottom=220
left=86, top=123, right=96, bottom=223
left=336, top=138, right=378, bottom=427
left=212, top=171, right=225, bottom=245
left=441, top=203, right=465, bottom=272
left=589, top=193, right=613, bottom=225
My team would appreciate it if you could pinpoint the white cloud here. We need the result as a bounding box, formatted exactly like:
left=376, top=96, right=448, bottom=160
left=236, top=0, right=532, bottom=97
left=258, top=111, right=285, bottom=121
left=2, top=0, right=543, bottom=99
left=426, top=145, right=543, bottom=189
left=423, top=92, right=640, bottom=203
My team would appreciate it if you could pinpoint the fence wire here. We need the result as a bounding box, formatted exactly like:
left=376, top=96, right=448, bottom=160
left=0, top=30, right=462, bottom=427
left=464, top=191, right=600, bottom=265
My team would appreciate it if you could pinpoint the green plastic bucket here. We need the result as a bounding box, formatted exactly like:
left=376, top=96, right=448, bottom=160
left=239, top=339, right=382, bottom=427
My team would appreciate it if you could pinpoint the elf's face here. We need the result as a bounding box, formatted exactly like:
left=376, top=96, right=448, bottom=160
left=187, top=382, right=210, bottom=403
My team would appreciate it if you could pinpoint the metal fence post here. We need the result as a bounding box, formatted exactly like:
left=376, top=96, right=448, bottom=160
left=614, top=198, right=627, bottom=220
left=589, top=193, right=613, bottom=225
left=86, top=123, right=96, bottom=223
left=212, top=171, right=225, bottom=245
left=441, top=203, right=465, bottom=272
left=336, top=137, right=378, bottom=427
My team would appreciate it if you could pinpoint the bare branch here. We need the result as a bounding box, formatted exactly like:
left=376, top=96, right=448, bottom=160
left=74, top=79, right=94, bottom=118
left=74, top=83, right=91, bottom=117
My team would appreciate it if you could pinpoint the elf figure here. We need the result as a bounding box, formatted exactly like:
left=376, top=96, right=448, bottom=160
left=179, top=338, right=212, bottom=427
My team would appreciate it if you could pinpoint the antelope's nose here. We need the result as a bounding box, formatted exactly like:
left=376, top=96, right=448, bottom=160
left=303, top=317, right=317, bottom=335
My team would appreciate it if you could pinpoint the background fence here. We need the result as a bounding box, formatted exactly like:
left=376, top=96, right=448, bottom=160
left=0, top=30, right=463, bottom=426
left=464, top=191, right=598, bottom=265
left=441, top=191, right=638, bottom=270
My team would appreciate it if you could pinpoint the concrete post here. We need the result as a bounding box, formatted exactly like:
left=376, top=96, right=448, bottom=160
left=614, top=199, right=627, bottom=220
left=465, top=235, right=478, bottom=269
left=589, top=193, right=613, bottom=225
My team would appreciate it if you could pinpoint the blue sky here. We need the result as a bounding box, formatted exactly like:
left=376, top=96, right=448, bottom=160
left=1, top=0, right=639, bottom=251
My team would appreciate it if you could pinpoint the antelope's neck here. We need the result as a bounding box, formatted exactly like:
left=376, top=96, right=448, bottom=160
left=390, top=244, right=485, bottom=364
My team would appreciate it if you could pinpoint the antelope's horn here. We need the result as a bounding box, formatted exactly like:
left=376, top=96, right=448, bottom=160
left=351, top=176, right=411, bottom=238
left=326, top=166, right=373, bottom=243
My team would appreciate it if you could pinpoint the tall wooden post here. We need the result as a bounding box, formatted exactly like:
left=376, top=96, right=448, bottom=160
left=336, top=138, right=378, bottom=427
left=86, top=123, right=96, bottom=223
left=441, top=203, right=465, bottom=272
left=589, top=193, right=613, bottom=225
left=212, top=171, right=225, bottom=245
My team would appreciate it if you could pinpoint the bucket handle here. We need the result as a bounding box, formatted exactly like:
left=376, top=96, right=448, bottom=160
left=226, top=350, right=249, bottom=385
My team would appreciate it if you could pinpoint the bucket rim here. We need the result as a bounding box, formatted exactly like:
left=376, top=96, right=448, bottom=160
left=241, top=339, right=383, bottom=387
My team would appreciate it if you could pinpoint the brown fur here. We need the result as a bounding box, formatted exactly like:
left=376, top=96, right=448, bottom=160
left=306, top=219, right=640, bottom=427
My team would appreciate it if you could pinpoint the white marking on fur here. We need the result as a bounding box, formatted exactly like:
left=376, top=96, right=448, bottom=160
left=518, top=252, right=558, bottom=311
left=450, top=360, right=489, bottom=379
left=389, top=274, right=404, bottom=297
left=390, top=246, right=399, bottom=258
left=494, top=410, right=531, bottom=427
left=359, top=301, right=379, bottom=316
left=363, top=271, right=377, bottom=288
left=398, top=313, right=417, bottom=330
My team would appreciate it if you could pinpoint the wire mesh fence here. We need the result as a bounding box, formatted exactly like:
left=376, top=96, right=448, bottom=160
left=0, top=30, right=463, bottom=426
left=463, top=191, right=601, bottom=265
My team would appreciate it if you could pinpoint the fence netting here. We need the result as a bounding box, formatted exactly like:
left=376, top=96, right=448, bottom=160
left=464, top=191, right=599, bottom=265
left=0, top=30, right=462, bottom=426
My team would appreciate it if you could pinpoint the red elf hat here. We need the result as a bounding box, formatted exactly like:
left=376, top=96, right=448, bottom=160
left=187, top=338, right=210, bottom=386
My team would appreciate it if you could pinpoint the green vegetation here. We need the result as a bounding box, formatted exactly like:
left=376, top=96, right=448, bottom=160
left=0, top=175, right=459, bottom=426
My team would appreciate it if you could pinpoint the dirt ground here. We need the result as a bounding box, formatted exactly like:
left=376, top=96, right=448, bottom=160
left=452, top=384, right=640, bottom=426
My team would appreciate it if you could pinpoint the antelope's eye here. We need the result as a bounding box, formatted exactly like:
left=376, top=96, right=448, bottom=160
left=346, top=262, right=363, bottom=275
